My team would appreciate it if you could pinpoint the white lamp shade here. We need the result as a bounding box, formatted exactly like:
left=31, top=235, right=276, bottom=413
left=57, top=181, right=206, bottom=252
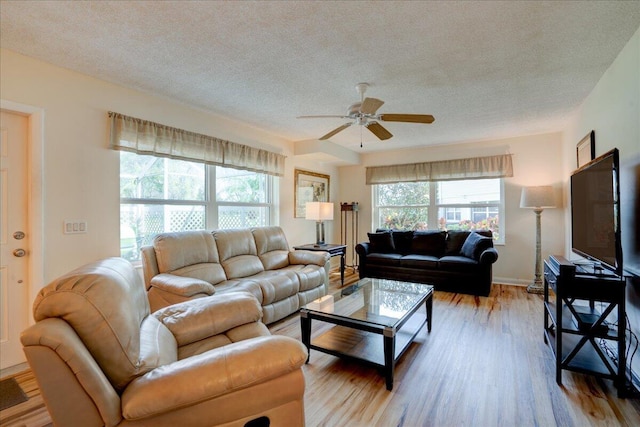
left=305, top=202, right=334, bottom=221
left=520, top=186, right=556, bottom=209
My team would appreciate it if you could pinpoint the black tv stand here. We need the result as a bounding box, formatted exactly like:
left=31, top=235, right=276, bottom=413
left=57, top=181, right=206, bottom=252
left=572, top=261, right=619, bottom=278
left=543, top=255, right=627, bottom=397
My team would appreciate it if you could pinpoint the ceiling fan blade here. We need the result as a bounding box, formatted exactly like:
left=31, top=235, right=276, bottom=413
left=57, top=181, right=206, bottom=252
left=319, top=123, right=352, bottom=140
left=297, top=115, right=347, bottom=119
left=379, top=114, right=435, bottom=124
left=360, top=97, right=385, bottom=115
left=366, top=122, right=393, bottom=140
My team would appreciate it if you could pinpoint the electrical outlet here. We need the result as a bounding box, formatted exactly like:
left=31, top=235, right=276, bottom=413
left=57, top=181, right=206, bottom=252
left=64, top=220, right=88, bottom=234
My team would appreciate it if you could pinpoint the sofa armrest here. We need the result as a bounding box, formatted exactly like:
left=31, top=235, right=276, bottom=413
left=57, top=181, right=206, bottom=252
left=355, top=242, right=370, bottom=256
left=121, top=335, right=307, bottom=420
left=478, top=247, right=499, bottom=265
left=152, top=291, right=262, bottom=346
left=149, top=273, right=215, bottom=298
left=288, top=250, right=330, bottom=266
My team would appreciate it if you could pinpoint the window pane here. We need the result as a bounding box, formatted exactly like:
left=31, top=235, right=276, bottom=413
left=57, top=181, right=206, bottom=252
left=218, top=206, right=269, bottom=229
left=377, top=182, right=429, bottom=206
left=167, top=159, right=205, bottom=200
left=374, top=178, right=503, bottom=243
left=437, top=179, right=500, bottom=204
left=216, top=167, right=266, bottom=203
left=120, top=152, right=205, bottom=201
left=120, top=204, right=205, bottom=261
left=378, top=207, right=429, bottom=230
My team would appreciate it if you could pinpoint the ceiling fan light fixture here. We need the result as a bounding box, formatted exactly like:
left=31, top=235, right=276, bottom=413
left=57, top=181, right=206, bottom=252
left=298, top=82, right=434, bottom=144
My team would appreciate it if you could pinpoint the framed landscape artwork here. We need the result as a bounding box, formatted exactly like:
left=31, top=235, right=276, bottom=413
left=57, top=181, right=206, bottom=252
left=294, top=169, right=330, bottom=218
left=576, top=130, right=595, bottom=168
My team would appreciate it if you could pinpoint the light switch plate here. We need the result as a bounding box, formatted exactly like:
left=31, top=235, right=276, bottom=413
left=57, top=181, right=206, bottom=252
left=64, top=220, right=87, bottom=234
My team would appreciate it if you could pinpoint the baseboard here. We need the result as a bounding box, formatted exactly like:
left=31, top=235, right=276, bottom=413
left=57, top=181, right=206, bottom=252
left=0, top=362, right=29, bottom=380
left=493, top=277, right=528, bottom=286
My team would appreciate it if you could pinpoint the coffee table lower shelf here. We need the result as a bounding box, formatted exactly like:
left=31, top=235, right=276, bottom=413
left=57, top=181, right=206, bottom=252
left=304, top=312, right=427, bottom=390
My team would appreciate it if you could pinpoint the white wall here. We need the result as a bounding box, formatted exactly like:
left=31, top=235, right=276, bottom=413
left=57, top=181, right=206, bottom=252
left=338, top=132, right=566, bottom=284
left=562, top=26, right=640, bottom=380
left=0, top=48, right=339, bottom=287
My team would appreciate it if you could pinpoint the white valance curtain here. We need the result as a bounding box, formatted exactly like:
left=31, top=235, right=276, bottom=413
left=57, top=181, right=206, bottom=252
left=365, top=154, right=513, bottom=185
left=109, top=112, right=286, bottom=177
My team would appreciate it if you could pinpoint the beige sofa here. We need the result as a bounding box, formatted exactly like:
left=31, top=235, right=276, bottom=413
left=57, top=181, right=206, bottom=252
left=21, top=257, right=308, bottom=427
left=141, top=226, right=330, bottom=324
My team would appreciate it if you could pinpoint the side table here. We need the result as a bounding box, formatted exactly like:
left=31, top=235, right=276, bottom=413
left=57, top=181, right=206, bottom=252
left=293, top=243, right=347, bottom=286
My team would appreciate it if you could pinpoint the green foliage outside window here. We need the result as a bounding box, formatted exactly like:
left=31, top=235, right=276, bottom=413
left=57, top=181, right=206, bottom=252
left=375, top=180, right=501, bottom=240
left=439, top=216, right=500, bottom=240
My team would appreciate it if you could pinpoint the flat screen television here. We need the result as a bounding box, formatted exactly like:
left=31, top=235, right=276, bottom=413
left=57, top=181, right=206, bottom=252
left=570, top=148, right=623, bottom=277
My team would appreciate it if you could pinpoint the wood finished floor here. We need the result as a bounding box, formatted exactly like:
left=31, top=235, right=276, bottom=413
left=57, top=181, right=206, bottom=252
left=2, top=267, right=639, bottom=426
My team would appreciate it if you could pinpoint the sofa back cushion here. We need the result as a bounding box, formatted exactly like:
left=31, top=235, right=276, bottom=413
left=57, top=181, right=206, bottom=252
left=446, top=230, right=493, bottom=255
left=153, top=231, right=227, bottom=285
left=252, top=226, right=291, bottom=270
left=367, top=231, right=395, bottom=253
left=411, top=231, right=446, bottom=257
left=213, top=229, right=265, bottom=279
left=32, top=258, right=176, bottom=392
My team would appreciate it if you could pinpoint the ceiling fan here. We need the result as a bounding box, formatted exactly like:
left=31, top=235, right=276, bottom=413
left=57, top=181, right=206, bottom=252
left=297, top=83, right=435, bottom=145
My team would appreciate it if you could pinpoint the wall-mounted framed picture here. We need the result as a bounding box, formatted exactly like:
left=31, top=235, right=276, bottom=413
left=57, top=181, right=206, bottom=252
left=576, top=130, right=595, bottom=168
left=294, top=169, right=330, bottom=218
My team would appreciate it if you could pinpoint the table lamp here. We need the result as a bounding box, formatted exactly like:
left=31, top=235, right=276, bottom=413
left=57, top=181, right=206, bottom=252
left=306, top=202, right=334, bottom=246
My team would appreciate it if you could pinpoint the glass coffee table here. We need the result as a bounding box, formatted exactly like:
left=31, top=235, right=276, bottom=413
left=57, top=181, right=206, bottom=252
left=300, top=277, right=433, bottom=390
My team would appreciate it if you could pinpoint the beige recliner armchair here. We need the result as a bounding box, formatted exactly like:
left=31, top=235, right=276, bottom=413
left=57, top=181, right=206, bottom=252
left=20, top=257, right=308, bottom=427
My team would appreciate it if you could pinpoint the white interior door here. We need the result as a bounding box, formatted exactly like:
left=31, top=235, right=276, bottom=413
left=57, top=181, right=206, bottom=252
left=0, top=110, right=30, bottom=369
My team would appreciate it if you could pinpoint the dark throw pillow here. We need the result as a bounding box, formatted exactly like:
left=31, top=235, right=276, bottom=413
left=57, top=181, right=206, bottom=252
left=411, top=231, right=446, bottom=257
left=391, top=230, right=414, bottom=254
left=367, top=231, right=395, bottom=253
left=460, top=232, right=493, bottom=260
left=445, top=231, right=470, bottom=255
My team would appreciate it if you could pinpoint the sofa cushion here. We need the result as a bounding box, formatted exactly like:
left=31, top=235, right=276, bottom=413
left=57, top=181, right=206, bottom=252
left=153, top=231, right=220, bottom=273
left=367, top=253, right=402, bottom=266
left=169, top=263, right=227, bottom=286
left=249, top=270, right=300, bottom=305
left=367, top=231, right=395, bottom=253
left=213, top=229, right=264, bottom=279
left=411, top=231, right=446, bottom=257
left=252, top=226, right=291, bottom=270
left=438, top=255, right=480, bottom=273
left=399, top=254, right=439, bottom=269
left=391, top=230, right=415, bottom=254
left=281, top=264, right=325, bottom=292
left=461, top=232, right=493, bottom=261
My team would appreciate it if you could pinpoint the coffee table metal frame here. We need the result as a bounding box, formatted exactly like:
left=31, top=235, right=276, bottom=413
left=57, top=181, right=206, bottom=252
left=300, top=278, right=433, bottom=390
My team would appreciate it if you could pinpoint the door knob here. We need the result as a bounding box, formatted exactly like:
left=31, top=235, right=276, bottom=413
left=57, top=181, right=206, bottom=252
left=13, top=231, right=26, bottom=240
left=13, top=249, right=26, bottom=257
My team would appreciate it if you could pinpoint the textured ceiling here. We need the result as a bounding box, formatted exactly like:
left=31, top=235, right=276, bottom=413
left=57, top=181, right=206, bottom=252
left=1, top=1, right=639, bottom=154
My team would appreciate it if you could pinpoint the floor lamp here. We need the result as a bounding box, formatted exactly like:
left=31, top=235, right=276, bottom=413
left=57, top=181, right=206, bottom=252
left=520, top=186, right=556, bottom=294
left=306, top=202, right=334, bottom=246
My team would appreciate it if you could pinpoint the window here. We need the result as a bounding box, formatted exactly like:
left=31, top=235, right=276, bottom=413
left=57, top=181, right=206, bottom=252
left=120, top=152, right=275, bottom=261
left=373, top=178, right=503, bottom=242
